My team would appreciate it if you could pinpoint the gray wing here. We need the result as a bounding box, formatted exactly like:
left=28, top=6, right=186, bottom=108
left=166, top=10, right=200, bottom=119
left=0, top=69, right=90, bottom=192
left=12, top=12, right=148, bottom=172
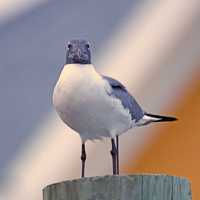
left=102, top=75, right=144, bottom=121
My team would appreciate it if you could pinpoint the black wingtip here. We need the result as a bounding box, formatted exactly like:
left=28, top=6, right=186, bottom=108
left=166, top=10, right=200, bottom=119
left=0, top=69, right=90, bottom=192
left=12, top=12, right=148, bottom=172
left=145, top=113, right=178, bottom=122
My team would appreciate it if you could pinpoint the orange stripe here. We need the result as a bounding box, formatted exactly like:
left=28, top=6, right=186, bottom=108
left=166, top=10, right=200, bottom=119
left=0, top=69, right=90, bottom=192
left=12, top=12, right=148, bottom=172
left=124, top=67, right=200, bottom=199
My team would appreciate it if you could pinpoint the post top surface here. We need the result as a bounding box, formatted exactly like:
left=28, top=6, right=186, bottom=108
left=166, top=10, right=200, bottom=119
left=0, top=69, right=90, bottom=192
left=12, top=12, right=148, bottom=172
left=43, top=174, right=190, bottom=190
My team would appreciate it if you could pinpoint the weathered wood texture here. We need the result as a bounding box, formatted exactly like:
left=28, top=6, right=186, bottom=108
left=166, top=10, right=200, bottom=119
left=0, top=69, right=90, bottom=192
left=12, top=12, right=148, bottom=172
left=43, top=174, right=191, bottom=200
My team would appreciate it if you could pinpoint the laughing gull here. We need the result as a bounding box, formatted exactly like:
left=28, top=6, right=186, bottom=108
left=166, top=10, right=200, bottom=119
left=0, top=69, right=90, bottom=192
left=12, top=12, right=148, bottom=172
left=53, top=39, right=177, bottom=177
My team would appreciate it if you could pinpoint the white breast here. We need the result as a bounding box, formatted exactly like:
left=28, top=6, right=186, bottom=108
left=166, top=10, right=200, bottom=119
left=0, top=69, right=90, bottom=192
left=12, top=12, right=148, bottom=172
left=53, top=64, right=132, bottom=141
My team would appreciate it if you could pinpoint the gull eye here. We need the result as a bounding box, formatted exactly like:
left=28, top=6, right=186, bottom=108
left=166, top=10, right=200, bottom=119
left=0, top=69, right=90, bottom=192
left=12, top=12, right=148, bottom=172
left=67, top=43, right=72, bottom=49
left=85, top=43, right=90, bottom=49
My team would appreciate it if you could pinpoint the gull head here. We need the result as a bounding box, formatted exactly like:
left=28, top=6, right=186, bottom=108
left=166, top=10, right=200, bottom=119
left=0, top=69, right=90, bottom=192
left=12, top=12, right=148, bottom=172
left=66, top=39, right=91, bottom=64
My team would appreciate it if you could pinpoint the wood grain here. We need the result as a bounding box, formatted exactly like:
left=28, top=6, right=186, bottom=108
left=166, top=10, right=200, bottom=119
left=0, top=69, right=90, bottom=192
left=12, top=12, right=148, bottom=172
left=43, top=174, right=191, bottom=200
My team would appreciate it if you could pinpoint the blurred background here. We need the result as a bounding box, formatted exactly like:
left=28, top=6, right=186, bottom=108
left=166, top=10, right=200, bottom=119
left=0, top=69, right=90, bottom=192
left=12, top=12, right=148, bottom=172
left=0, top=0, right=200, bottom=199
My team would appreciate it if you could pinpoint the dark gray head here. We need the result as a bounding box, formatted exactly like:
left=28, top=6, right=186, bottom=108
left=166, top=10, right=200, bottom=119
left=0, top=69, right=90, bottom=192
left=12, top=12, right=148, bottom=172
left=66, top=40, right=91, bottom=64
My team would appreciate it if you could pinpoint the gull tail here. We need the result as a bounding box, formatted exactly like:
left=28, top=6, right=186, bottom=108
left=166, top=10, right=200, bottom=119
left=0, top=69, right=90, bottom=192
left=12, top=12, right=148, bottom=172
left=137, top=112, right=178, bottom=126
left=144, top=113, right=178, bottom=122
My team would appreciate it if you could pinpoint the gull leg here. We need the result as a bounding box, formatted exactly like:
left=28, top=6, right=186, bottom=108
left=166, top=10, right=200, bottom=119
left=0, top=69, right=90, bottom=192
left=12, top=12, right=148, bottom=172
left=116, top=135, right=119, bottom=175
left=81, top=143, right=86, bottom=178
left=110, top=138, right=117, bottom=175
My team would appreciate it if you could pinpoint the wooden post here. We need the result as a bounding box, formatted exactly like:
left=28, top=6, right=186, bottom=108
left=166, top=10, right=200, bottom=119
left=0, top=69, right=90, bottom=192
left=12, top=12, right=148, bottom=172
left=43, top=174, right=192, bottom=200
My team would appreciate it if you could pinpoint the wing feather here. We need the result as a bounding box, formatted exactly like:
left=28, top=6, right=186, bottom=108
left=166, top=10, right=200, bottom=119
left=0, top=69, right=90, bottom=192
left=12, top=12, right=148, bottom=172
left=102, top=75, right=144, bottom=121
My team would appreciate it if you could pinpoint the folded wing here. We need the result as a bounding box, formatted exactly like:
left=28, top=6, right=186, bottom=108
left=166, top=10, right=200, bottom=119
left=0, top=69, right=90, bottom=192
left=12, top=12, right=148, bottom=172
left=102, top=75, right=144, bottom=122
